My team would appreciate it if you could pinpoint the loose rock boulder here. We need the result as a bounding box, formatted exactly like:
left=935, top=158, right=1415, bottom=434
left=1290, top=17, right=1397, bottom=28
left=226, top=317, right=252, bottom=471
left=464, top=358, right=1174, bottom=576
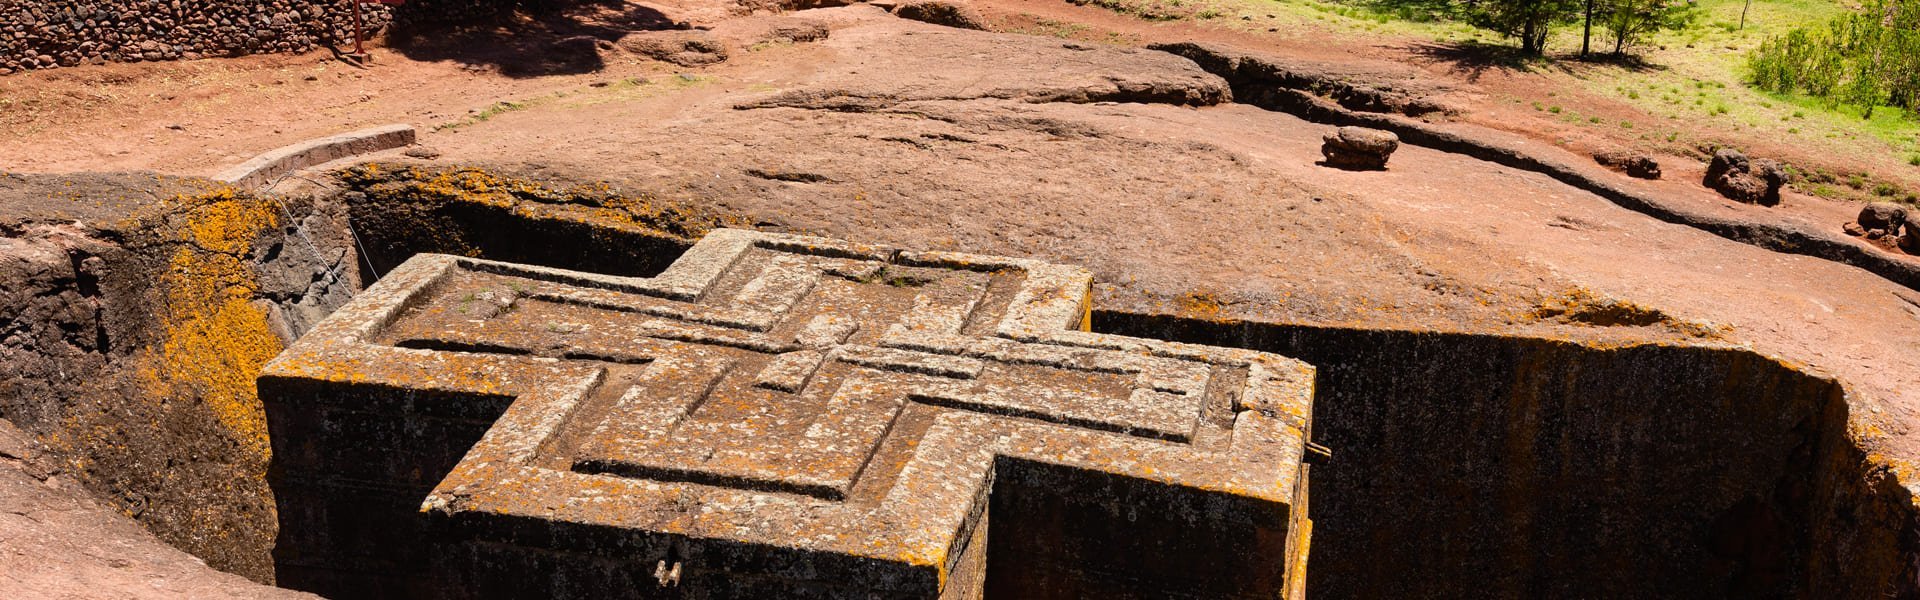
left=1593, top=150, right=1661, bottom=180
left=1903, top=212, right=1920, bottom=254
left=1703, top=149, right=1787, bottom=206
left=617, top=30, right=730, bottom=67
left=1856, top=202, right=1908, bottom=239
left=893, top=0, right=991, bottom=30
left=1321, top=126, right=1399, bottom=170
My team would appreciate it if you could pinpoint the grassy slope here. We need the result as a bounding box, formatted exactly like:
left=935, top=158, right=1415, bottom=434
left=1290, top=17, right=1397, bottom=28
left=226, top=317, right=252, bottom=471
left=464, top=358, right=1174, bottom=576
left=1094, top=0, right=1920, bottom=201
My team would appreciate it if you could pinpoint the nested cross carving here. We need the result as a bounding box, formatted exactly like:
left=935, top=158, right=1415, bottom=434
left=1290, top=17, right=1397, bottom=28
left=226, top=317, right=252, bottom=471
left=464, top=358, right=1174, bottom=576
left=263, top=229, right=1314, bottom=599
left=384, top=248, right=1215, bottom=502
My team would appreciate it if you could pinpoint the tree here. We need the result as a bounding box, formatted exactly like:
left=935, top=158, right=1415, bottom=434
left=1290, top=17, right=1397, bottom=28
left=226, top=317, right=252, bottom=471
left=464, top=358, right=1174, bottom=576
left=1748, top=0, right=1920, bottom=118
left=1469, top=0, right=1582, bottom=54
left=1603, top=0, right=1699, bottom=55
left=1582, top=0, right=1596, bottom=56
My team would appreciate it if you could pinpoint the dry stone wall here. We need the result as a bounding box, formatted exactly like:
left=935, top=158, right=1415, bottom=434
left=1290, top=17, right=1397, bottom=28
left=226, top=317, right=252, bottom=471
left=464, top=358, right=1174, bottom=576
left=0, top=0, right=534, bottom=74
left=1, top=1, right=389, bottom=73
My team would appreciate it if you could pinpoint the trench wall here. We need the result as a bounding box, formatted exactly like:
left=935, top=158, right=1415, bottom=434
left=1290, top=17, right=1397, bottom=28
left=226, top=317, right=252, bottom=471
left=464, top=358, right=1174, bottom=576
left=1097, top=312, right=1919, bottom=600
left=0, top=179, right=362, bottom=582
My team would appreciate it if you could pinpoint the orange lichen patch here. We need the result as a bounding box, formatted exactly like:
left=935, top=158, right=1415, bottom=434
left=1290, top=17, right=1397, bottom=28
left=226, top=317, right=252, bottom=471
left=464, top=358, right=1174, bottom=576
left=1528, top=287, right=1728, bottom=339
left=140, top=188, right=284, bottom=460
left=336, top=163, right=740, bottom=239
left=1175, top=291, right=1225, bottom=320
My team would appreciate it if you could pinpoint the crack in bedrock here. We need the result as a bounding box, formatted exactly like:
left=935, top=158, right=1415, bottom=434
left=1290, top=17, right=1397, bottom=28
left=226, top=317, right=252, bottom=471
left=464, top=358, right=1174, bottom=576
left=337, top=183, right=1920, bottom=598
left=1150, top=41, right=1920, bottom=294
left=730, top=78, right=1232, bottom=113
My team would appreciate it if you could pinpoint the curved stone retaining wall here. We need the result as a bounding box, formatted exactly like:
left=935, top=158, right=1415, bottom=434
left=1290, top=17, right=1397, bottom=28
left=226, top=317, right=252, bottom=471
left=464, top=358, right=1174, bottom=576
left=214, top=124, right=417, bottom=190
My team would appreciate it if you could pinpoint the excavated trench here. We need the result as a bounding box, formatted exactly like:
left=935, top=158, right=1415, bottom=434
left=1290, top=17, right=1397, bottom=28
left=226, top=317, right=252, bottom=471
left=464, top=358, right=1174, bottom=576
left=13, top=171, right=1908, bottom=597
left=1094, top=314, right=1918, bottom=599
left=324, top=183, right=1920, bottom=599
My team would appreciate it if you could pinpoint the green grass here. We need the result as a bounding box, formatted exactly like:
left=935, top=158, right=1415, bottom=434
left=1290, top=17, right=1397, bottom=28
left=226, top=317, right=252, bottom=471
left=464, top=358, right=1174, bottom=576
left=435, top=100, right=533, bottom=132
left=1072, top=0, right=1917, bottom=198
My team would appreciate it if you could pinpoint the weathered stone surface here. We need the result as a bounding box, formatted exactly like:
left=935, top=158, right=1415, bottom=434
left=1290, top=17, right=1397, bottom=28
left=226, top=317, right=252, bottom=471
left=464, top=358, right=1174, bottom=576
left=735, top=27, right=1231, bottom=111
left=893, top=0, right=990, bottom=30
left=1858, top=202, right=1908, bottom=238
left=710, top=15, right=831, bottom=48
left=616, top=30, right=730, bottom=67
left=1150, top=41, right=1459, bottom=117
left=1320, top=126, right=1398, bottom=170
left=1705, top=148, right=1787, bottom=206
left=261, top=229, right=1314, bottom=599
left=1593, top=150, right=1662, bottom=180
left=1903, top=211, right=1920, bottom=254
left=0, top=173, right=362, bottom=582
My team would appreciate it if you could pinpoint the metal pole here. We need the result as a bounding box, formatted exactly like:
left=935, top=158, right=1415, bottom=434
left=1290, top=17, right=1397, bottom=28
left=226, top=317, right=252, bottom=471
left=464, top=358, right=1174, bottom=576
left=351, top=0, right=366, bottom=57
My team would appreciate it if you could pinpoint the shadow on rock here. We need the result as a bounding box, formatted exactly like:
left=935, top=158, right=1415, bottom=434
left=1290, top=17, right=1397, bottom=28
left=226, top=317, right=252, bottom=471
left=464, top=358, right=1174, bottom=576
left=386, top=0, right=682, bottom=78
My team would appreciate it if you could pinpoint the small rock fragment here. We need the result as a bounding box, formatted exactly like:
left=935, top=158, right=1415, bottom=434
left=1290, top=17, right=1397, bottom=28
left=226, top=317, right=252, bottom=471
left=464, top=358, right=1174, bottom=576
left=1903, top=212, right=1920, bottom=254
left=1320, top=126, right=1399, bottom=170
left=1593, top=150, right=1661, bottom=180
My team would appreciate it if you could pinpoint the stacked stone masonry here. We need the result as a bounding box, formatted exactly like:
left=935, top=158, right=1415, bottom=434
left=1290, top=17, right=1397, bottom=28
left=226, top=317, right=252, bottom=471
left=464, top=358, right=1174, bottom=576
left=1, top=1, right=394, bottom=73
left=0, top=0, right=523, bottom=73
left=260, top=229, right=1316, bottom=599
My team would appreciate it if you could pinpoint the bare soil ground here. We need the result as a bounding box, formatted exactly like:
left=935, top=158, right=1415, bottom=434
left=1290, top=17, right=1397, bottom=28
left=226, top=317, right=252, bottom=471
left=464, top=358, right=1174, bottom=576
left=0, top=420, right=314, bottom=599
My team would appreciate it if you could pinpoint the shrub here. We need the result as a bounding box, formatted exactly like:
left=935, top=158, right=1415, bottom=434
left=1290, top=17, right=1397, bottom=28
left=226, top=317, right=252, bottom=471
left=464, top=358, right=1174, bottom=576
left=1748, top=0, right=1920, bottom=119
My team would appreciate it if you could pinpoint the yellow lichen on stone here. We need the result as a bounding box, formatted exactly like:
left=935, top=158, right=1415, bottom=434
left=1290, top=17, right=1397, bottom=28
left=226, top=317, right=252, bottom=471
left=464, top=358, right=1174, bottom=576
left=1176, top=291, right=1224, bottom=320
left=1527, top=286, right=1728, bottom=339
left=141, top=188, right=284, bottom=460
left=336, top=163, right=743, bottom=241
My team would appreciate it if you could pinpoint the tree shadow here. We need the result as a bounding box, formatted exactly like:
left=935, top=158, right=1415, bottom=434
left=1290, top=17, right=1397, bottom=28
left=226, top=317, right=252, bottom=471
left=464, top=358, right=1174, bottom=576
left=384, top=0, right=685, bottom=78
left=1403, top=41, right=1562, bottom=83
left=1563, top=51, right=1667, bottom=74
left=1403, top=40, right=1667, bottom=83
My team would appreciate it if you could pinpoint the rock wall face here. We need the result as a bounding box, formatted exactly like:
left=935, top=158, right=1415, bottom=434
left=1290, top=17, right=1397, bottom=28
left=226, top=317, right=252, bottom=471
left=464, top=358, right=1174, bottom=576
left=0, top=1, right=393, bottom=73
left=1098, top=312, right=1920, bottom=600
left=0, top=166, right=737, bottom=586
left=0, top=173, right=363, bottom=582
